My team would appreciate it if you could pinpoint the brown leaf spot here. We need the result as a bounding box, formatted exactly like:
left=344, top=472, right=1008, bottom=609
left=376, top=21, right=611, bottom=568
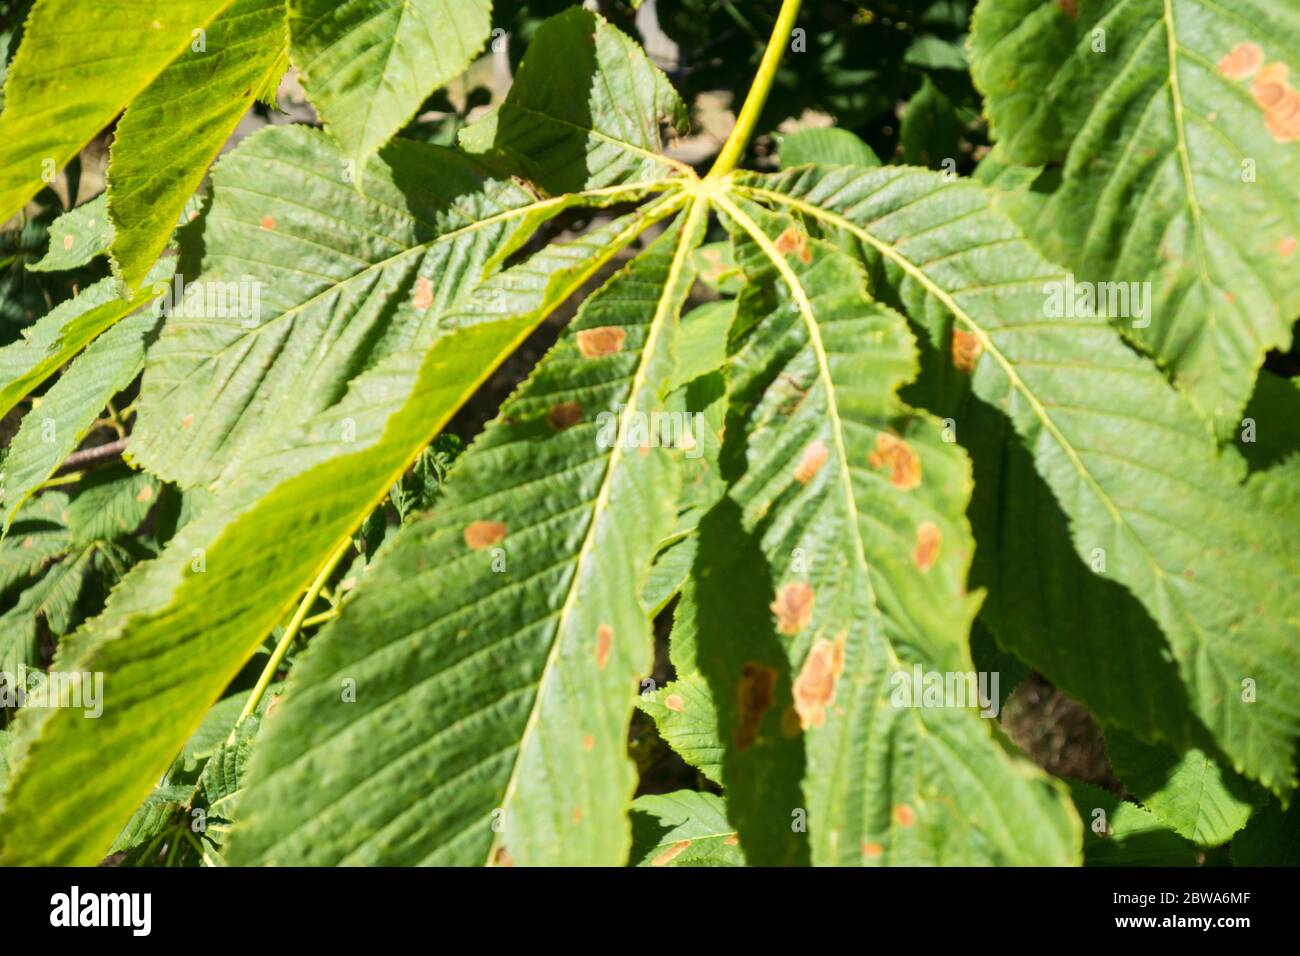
left=492, top=847, right=515, bottom=867
left=793, top=634, right=846, bottom=729
left=868, top=433, right=921, bottom=490
left=1218, top=42, right=1263, bottom=79
left=412, top=276, right=433, bottom=311
left=136, top=484, right=155, bottom=504
left=576, top=326, right=626, bottom=358
left=21, top=536, right=33, bottom=549
left=1279, top=236, right=1297, bottom=257
left=951, top=329, right=982, bottom=374
left=862, top=842, right=883, bottom=859
left=464, top=520, right=506, bottom=551
left=62, top=234, right=74, bottom=250
left=1056, top=0, right=1078, bottom=17
left=793, top=439, right=828, bottom=484
left=774, top=226, right=812, bottom=264
left=259, top=215, right=277, bottom=230
left=724, top=834, right=740, bottom=846
left=1252, top=63, right=1300, bottom=142
left=547, top=401, right=583, bottom=431
left=582, top=733, right=595, bottom=751
left=180, top=413, right=194, bottom=430
left=652, top=840, right=691, bottom=866
left=664, top=693, right=685, bottom=712
left=893, top=804, right=916, bottom=828
left=572, top=806, right=583, bottom=825
left=770, top=581, right=814, bottom=635
left=735, top=662, right=778, bottom=751
left=596, top=625, right=613, bottom=670
left=912, top=521, right=942, bottom=572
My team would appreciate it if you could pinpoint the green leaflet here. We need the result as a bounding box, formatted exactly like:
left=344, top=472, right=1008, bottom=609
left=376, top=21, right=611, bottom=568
left=0, top=265, right=167, bottom=421
left=690, top=195, right=1078, bottom=865
left=0, top=0, right=237, bottom=225
left=739, top=165, right=1300, bottom=796
left=1, top=308, right=156, bottom=529
left=227, top=203, right=708, bottom=866
left=960, top=391, right=1197, bottom=749
left=289, top=0, right=491, bottom=182
left=108, top=0, right=288, bottom=289
left=900, top=75, right=962, bottom=170
left=971, top=0, right=1300, bottom=435
left=1106, top=731, right=1264, bottom=846
left=129, top=124, right=667, bottom=490
left=1070, top=781, right=1201, bottom=866
left=460, top=7, right=693, bottom=193
left=778, top=127, right=882, bottom=170
left=629, top=791, right=742, bottom=867
left=639, top=670, right=723, bottom=785
left=63, top=468, right=160, bottom=548
left=0, top=197, right=680, bottom=866
left=0, top=490, right=68, bottom=594
left=28, top=194, right=111, bottom=272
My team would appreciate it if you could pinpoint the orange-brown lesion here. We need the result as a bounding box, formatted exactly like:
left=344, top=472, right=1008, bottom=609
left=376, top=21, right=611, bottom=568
left=770, top=581, right=815, bottom=635
left=1255, top=65, right=1300, bottom=143
left=792, top=632, right=846, bottom=729
left=951, top=329, right=982, bottom=374
left=774, top=226, right=813, bottom=264
left=868, top=432, right=922, bottom=490
left=734, top=662, right=778, bottom=750
left=1218, top=42, right=1264, bottom=80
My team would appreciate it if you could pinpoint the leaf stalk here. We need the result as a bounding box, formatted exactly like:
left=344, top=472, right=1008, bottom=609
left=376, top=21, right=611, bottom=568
left=706, top=0, right=804, bottom=179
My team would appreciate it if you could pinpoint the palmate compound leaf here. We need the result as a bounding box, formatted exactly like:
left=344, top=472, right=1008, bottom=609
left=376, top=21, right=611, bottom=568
left=128, top=124, right=675, bottom=490
left=0, top=0, right=238, bottom=226
left=0, top=189, right=687, bottom=866
left=970, top=0, right=1300, bottom=435
left=682, top=195, right=1079, bottom=866
left=288, top=0, right=491, bottom=185
left=226, top=202, right=709, bottom=866
left=735, top=165, right=1300, bottom=795
left=107, top=0, right=289, bottom=290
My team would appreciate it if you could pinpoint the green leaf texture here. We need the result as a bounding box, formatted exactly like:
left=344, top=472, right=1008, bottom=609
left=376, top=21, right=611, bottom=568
left=0, top=0, right=236, bottom=224
left=629, top=791, right=742, bottom=867
left=1070, top=781, right=1201, bottom=866
left=459, top=8, right=692, bottom=194
left=1, top=308, right=155, bottom=529
left=0, top=193, right=680, bottom=866
left=28, top=194, right=111, bottom=272
left=1107, top=731, right=1263, bottom=846
left=289, top=0, right=491, bottom=179
left=227, top=204, right=708, bottom=866
left=108, top=0, right=288, bottom=289
left=129, top=124, right=668, bottom=490
left=689, top=194, right=1078, bottom=865
left=971, top=0, right=1300, bottom=433
left=740, top=165, right=1300, bottom=796
left=0, top=270, right=164, bottom=421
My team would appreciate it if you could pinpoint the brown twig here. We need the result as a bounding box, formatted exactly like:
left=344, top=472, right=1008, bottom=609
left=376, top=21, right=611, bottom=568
left=55, top=437, right=128, bottom=474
